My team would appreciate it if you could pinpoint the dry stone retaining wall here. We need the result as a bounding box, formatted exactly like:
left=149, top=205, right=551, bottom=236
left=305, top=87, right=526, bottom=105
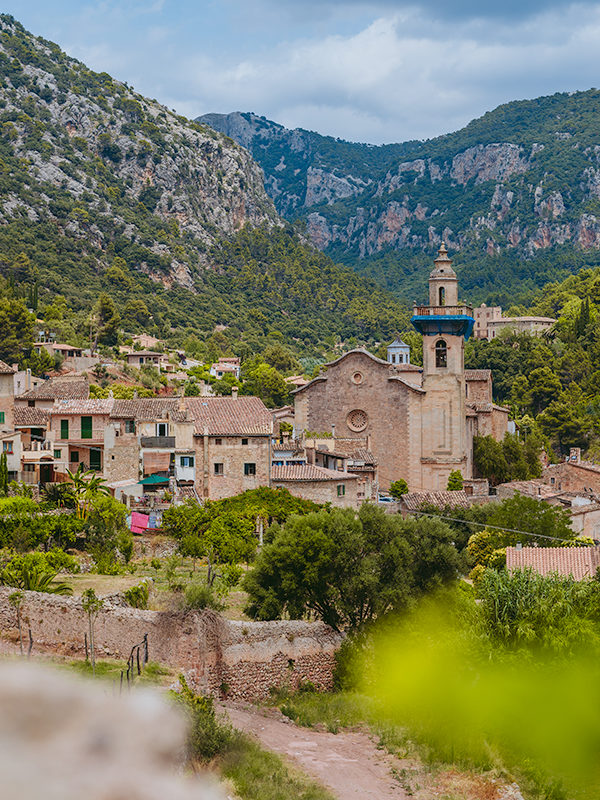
left=0, top=588, right=342, bottom=699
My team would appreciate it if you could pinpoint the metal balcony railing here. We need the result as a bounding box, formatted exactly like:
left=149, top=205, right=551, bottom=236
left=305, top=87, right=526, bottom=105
left=140, top=436, right=176, bottom=448
left=413, top=304, right=474, bottom=316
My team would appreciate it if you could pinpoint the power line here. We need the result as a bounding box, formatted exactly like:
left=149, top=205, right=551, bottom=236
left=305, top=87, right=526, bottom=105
left=412, top=510, right=581, bottom=545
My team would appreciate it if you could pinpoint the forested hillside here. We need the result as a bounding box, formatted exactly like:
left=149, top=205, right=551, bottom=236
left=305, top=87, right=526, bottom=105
left=0, top=15, right=411, bottom=364
left=202, top=93, right=600, bottom=305
left=465, top=265, right=600, bottom=458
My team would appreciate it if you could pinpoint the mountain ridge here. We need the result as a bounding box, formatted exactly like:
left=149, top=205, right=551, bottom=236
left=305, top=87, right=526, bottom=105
left=199, top=94, right=600, bottom=303
left=0, top=14, right=410, bottom=359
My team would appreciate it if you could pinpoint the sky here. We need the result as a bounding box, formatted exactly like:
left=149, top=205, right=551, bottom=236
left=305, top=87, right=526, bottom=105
left=5, top=1, right=600, bottom=144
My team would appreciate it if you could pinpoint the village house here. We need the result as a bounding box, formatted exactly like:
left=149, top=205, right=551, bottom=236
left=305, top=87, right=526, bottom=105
left=104, top=397, right=195, bottom=502
left=506, top=545, right=600, bottom=580
left=126, top=351, right=162, bottom=369
left=209, top=357, right=241, bottom=380
left=542, top=448, right=600, bottom=495
left=132, top=333, right=161, bottom=350
left=15, top=375, right=89, bottom=411
left=49, top=399, right=114, bottom=478
left=271, top=464, right=361, bottom=508
left=185, top=395, right=272, bottom=500
left=472, top=303, right=556, bottom=340
left=495, top=476, right=600, bottom=540
left=293, top=244, right=509, bottom=492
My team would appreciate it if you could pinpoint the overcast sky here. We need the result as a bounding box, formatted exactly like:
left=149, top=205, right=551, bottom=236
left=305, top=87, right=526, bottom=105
left=6, top=1, right=600, bottom=144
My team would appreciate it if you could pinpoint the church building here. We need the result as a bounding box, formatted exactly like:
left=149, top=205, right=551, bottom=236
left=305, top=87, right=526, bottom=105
left=293, top=244, right=508, bottom=492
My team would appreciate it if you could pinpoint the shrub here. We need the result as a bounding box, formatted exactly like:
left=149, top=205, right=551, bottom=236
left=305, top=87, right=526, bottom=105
left=184, top=580, right=224, bottom=611
left=123, top=581, right=150, bottom=609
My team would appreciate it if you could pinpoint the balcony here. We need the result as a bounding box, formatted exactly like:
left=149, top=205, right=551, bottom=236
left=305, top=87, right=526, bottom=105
left=413, top=304, right=473, bottom=316
left=141, top=436, right=175, bottom=449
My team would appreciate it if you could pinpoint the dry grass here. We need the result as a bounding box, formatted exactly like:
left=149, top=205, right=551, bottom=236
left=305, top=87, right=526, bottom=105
left=61, top=551, right=252, bottom=619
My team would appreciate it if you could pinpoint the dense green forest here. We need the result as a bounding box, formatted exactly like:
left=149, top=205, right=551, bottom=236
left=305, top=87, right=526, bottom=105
left=466, top=265, right=600, bottom=457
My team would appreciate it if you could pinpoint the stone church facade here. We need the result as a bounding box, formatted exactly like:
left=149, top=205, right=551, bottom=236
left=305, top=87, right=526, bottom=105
left=293, top=244, right=508, bottom=492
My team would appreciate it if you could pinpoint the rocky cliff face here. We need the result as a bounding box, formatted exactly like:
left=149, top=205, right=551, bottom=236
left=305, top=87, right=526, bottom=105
left=200, top=94, right=600, bottom=268
left=0, top=18, right=278, bottom=291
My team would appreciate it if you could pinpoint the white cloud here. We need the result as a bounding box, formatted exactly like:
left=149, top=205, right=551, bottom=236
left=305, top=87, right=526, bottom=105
left=34, top=0, right=600, bottom=143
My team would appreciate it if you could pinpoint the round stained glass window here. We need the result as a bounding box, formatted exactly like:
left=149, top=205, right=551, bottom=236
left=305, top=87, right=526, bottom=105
left=347, top=409, right=368, bottom=432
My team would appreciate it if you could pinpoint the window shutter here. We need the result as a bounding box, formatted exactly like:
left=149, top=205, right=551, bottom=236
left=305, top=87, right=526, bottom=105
left=81, top=416, right=93, bottom=439
left=60, top=419, right=69, bottom=439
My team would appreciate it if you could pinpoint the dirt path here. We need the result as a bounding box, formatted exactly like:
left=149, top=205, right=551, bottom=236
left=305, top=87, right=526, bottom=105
left=222, top=702, right=409, bottom=800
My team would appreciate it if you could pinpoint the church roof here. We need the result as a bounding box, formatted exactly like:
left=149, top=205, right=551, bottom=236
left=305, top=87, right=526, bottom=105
left=388, top=338, right=409, bottom=348
left=429, top=242, right=457, bottom=280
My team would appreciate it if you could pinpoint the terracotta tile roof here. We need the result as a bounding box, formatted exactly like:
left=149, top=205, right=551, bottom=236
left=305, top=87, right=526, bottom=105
left=0, top=360, right=15, bottom=374
left=497, top=480, right=558, bottom=499
left=110, top=398, right=187, bottom=421
left=465, top=369, right=492, bottom=381
left=53, top=399, right=114, bottom=415
left=391, top=363, right=422, bottom=372
left=13, top=407, right=50, bottom=427
left=18, top=376, right=89, bottom=401
left=349, top=449, right=377, bottom=464
left=272, top=464, right=358, bottom=482
left=506, top=546, right=600, bottom=580
left=401, top=490, right=470, bottom=511
left=185, top=396, right=273, bottom=436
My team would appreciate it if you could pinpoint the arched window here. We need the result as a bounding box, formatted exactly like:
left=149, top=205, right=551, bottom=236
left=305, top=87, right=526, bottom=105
left=439, top=286, right=446, bottom=306
left=435, top=339, right=447, bottom=368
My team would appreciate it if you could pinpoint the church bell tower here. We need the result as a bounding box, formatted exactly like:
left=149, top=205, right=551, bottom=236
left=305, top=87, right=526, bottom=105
left=411, top=243, right=474, bottom=489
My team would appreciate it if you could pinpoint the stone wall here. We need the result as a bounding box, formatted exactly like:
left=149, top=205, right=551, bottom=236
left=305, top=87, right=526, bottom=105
left=0, top=588, right=342, bottom=699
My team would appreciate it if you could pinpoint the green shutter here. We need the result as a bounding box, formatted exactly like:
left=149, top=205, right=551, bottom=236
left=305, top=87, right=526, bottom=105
left=81, top=416, right=93, bottom=439
left=0, top=412, right=5, bottom=424
left=60, top=419, right=69, bottom=439
left=89, top=449, right=101, bottom=471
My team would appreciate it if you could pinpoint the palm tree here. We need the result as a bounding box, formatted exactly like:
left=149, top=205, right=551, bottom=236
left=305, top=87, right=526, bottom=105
left=66, top=465, right=109, bottom=518
left=1, top=562, right=73, bottom=595
left=41, top=482, right=76, bottom=509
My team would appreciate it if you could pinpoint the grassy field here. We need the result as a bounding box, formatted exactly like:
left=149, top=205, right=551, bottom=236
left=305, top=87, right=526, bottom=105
left=61, top=549, right=252, bottom=620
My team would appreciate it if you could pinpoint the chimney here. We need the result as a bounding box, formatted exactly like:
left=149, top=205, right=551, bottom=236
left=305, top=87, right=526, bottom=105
left=570, top=447, right=581, bottom=464
left=516, top=542, right=522, bottom=550
left=232, top=386, right=238, bottom=399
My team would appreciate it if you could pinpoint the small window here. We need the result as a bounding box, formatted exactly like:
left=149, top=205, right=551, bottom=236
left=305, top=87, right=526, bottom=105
left=53, top=449, right=61, bottom=459
left=60, top=419, right=69, bottom=440
left=244, top=462, right=256, bottom=476
left=156, top=422, right=168, bottom=437
left=3, top=441, right=13, bottom=454
left=214, top=462, right=224, bottom=475
left=27, top=400, right=35, bottom=408
left=241, top=438, right=248, bottom=446
left=337, top=484, right=346, bottom=497
left=435, top=339, right=447, bottom=368
left=214, top=438, right=222, bottom=445
left=70, top=451, right=79, bottom=463
left=125, top=420, right=136, bottom=434
left=23, top=463, right=35, bottom=472
left=439, top=286, right=446, bottom=306
left=550, top=477, right=555, bottom=485
left=0, top=412, right=4, bottom=424
left=81, top=416, right=93, bottom=439
left=180, top=456, right=195, bottom=468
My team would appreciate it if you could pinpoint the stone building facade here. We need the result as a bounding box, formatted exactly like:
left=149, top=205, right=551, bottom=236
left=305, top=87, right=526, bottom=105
left=294, top=244, right=508, bottom=492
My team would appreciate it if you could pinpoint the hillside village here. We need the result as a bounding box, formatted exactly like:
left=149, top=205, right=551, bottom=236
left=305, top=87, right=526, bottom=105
left=4, top=10, right=600, bottom=800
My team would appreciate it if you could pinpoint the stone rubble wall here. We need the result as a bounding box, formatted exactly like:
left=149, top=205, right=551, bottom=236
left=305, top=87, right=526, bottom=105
left=0, top=588, right=342, bottom=699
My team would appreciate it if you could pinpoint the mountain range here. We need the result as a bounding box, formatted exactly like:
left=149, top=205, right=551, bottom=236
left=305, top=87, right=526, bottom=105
left=199, top=95, right=600, bottom=305
left=0, top=15, right=408, bottom=357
